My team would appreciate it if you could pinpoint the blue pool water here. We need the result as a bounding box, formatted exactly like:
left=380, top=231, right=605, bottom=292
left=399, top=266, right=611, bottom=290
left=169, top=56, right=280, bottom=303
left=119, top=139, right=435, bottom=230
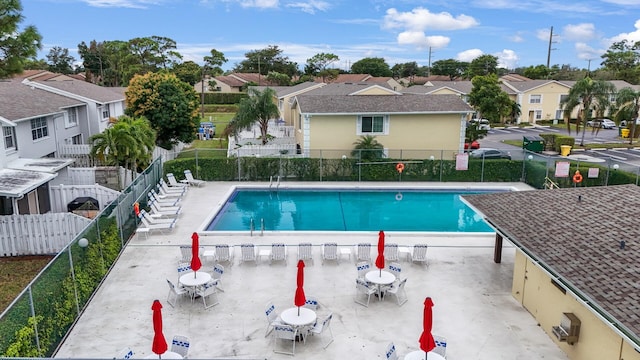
left=206, top=189, right=497, bottom=232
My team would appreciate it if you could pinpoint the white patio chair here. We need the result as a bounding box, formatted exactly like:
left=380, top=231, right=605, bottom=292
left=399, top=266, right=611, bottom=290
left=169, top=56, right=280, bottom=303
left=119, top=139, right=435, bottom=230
left=433, top=335, right=448, bottom=357
left=264, top=300, right=283, bottom=337
left=307, top=312, right=334, bottom=348
left=356, top=243, right=372, bottom=263
left=384, top=243, right=399, bottom=262
left=116, top=346, right=135, bottom=359
left=385, top=342, right=399, bottom=360
left=211, top=263, right=224, bottom=292
left=411, top=244, right=429, bottom=265
left=272, top=324, right=297, bottom=356
left=166, top=279, right=188, bottom=307
left=214, top=244, right=233, bottom=266
left=322, top=242, right=339, bottom=264
left=356, top=261, right=371, bottom=280
left=385, top=278, right=408, bottom=306
left=165, top=173, right=189, bottom=189
left=177, top=262, right=191, bottom=283
left=240, top=243, right=257, bottom=265
left=170, top=335, right=190, bottom=358
left=388, top=262, right=402, bottom=280
left=195, top=280, right=219, bottom=309
left=297, top=242, right=314, bottom=265
left=179, top=245, right=192, bottom=263
left=270, top=243, right=287, bottom=265
left=355, top=278, right=377, bottom=307
left=303, top=295, right=319, bottom=310
left=183, top=169, right=205, bottom=187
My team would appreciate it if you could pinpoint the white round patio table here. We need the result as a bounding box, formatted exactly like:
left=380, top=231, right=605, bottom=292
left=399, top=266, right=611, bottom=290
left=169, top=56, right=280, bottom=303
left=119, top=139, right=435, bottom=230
left=365, top=270, right=395, bottom=301
left=144, top=351, right=183, bottom=359
left=403, top=350, right=445, bottom=360
left=280, top=307, right=317, bottom=327
left=179, top=271, right=211, bottom=287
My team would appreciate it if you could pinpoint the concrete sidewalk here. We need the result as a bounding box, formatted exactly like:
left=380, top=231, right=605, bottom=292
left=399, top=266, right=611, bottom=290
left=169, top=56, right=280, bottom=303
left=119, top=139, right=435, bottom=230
left=54, top=182, right=567, bottom=360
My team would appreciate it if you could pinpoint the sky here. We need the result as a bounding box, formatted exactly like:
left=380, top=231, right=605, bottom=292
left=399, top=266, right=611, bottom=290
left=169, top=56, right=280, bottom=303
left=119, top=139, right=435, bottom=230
left=20, top=0, right=640, bottom=72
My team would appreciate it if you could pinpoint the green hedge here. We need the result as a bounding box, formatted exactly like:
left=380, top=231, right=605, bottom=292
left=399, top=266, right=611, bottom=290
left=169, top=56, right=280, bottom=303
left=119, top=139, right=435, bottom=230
left=203, top=92, right=247, bottom=104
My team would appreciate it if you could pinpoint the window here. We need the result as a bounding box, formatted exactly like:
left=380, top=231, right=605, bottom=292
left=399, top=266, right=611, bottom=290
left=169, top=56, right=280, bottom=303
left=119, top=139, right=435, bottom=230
left=534, top=110, right=542, bottom=120
left=31, top=117, right=49, bottom=140
left=71, top=134, right=82, bottom=144
left=559, top=94, right=569, bottom=104
left=358, top=115, right=387, bottom=135
left=3, top=126, right=16, bottom=150
left=529, top=94, right=542, bottom=104
left=101, top=106, right=110, bottom=120
left=65, top=107, right=78, bottom=128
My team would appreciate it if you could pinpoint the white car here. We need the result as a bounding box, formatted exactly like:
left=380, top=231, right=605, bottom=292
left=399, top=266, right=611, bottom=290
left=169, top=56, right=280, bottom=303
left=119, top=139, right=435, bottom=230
left=587, top=119, right=616, bottom=129
left=469, top=119, right=491, bottom=131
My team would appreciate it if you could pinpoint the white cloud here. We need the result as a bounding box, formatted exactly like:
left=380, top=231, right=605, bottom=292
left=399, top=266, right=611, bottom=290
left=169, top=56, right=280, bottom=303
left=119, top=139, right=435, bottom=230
left=397, top=32, right=450, bottom=49
left=286, top=0, right=330, bottom=14
left=536, top=28, right=551, bottom=42
left=574, top=42, right=603, bottom=60
left=609, top=19, right=640, bottom=43
left=495, top=49, right=519, bottom=69
left=600, top=0, right=640, bottom=5
left=508, top=34, right=524, bottom=43
left=81, top=0, right=161, bottom=8
left=239, top=0, right=278, bottom=9
left=383, top=7, right=478, bottom=31
left=562, top=23, right=596, bottom=42
left=457, top=49, right=483, bottom=62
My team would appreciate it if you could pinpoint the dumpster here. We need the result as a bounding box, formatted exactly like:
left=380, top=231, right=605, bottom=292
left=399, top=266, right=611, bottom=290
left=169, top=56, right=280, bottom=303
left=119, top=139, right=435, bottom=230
left=560, top=145, right=572, bottom=156
left=523, top=135, right=545, bottom=153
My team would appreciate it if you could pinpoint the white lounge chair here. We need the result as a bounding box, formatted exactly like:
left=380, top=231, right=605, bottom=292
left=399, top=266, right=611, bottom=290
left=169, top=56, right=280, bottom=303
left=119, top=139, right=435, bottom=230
left=240, top=243, right=257, bottom=265
left=155, top=183, right=184, bottom=198
left=214, top=244, right=234, bottom=265
left=148, top=191, right=181, bottom=207
left=384, top=243, right=399, bottom=262
left=356, top=243, right=372, bottom=263
left=411, top=244, right=429, bottom=265
left=297, top=242, right=314, bottom=265
left=183, top=169, right=205, bottom=187
left=166, top=173, right=189, bottom=189
left=139, top=209, right=175, bottom=224
left=137, top=212, right=176, bottom=233
left=150, top=188, right=181, bottom=200
left=159, top=178, right=187, bottom=194
left=270, top=243, right=287, bottom=265
left=322, top=242, right=339, bottom=264
left=149, top=201, right=181, bottom=218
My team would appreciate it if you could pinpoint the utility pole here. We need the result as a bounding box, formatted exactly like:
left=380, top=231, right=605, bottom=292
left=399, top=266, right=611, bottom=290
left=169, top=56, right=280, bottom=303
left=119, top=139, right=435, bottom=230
left=201, top=65, right=206, bottom=119
left=546, top=26, right=557, bottom=69
left=427, top=47, right=432, bottom=77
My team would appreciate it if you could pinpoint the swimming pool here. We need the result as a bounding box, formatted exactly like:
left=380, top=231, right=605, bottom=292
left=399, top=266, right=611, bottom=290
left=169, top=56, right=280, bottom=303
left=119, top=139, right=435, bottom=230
left=204, top=187, right=503, bottom=232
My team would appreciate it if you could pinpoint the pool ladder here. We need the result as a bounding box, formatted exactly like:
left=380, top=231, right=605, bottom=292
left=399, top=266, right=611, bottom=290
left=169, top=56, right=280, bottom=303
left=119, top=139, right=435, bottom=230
left=250, top=218, right=265, bottom=236
left=269, top=176, right=281, bottom=190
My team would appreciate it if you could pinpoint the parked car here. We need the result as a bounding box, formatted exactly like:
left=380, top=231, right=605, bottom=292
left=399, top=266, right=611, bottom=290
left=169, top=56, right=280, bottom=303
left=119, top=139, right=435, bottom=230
left=620, top=119, right=640, bottom=127
left=587, top=118, right=616, bottom=129
left=470, top=148, right=511, bottom=160
left=464, top=140, right=480, bottom=150
left=469, top=118, right=491, bottom=130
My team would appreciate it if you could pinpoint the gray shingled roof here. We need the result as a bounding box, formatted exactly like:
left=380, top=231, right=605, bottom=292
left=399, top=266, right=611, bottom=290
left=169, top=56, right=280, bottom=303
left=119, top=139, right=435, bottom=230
left=0, top=77, right=83, bottom=121
left=32, top=78, right=124, bottom=103
left=297, top=93, right=472, bottom=114
left=303, top=82, right=395, bottom=95
left=506, top=79, right=570, bottom=92
left=403, top=81, right=516, bottom=95
left=462, top=184, right=640, bottom=343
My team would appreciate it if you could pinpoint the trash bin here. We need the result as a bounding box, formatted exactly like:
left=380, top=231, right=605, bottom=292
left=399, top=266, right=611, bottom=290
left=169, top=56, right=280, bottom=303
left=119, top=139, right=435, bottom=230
left=523, top=135, right=545, bottom=153
left=621, top=128, right=630, bottom=138
left=560, top=145, right=572, bottom=156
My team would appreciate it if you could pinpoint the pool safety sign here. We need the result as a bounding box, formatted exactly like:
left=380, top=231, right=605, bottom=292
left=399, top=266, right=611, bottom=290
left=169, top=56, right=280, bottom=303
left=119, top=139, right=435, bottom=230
left=456, top=153, right=469, bottom=170
left=555, top=161, right=570, bottom=177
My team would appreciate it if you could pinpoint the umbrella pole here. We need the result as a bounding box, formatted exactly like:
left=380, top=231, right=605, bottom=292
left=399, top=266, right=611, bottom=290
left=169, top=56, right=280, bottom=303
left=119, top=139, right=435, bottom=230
left=298, top=306, right=300, bottom=316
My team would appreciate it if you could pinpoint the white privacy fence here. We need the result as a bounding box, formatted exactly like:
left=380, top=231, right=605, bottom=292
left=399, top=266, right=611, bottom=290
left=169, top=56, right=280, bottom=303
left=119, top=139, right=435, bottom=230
left=49, top=184, right=121, bottom=213
left=228, top=122, right=297, bottom=157
left=0, top=213, right=91, bottom=256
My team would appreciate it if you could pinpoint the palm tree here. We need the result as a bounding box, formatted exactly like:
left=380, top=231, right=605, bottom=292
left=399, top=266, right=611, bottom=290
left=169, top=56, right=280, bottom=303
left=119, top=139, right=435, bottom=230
left=351, top=135, right=384, bottom=161
left=560, top=77, right=616, bottom=146
left=233, top=87, right=279, bottom=145
left=616, top=87, right=640, bottom=145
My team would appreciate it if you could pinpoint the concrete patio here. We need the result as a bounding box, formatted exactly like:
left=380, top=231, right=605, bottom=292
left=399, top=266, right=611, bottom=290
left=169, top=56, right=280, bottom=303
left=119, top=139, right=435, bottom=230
left=54, top=182, right=567, bottom=360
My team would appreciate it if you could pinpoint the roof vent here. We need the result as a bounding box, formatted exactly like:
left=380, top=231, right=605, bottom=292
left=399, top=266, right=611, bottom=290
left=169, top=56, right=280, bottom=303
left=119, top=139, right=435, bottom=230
left=620, top=240, right=626, bottom=250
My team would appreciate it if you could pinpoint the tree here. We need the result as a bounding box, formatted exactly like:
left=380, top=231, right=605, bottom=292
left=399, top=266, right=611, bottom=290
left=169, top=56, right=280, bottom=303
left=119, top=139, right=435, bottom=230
left=351, top=135, right=384, bottom=161
left=391, top=61, right=420, bottom=79
left=600, top=40, right=640, bottom=84
left=204, top=49, right=227, bottom=76
left=265, top=71, right=291, bottom=85
left=522, top=65, right=550, bottom=79
left=465, top=122, right=488, bottom=142
left=233, top=87, right=279, bottom=145
left=616, top=87, right=640, bottom=144
left=125, top=72, right=199, bottom=149
left=171, top=61, right=202, bottom=85
left=23, top=58, right=48, bottom=70
left=466, top=55, right=499, bottom=78
left=560, top=77, right=616, bottom=146
left=467, top=74, right=513, bottom=123
left=233, top=45, right=298, bottom=77
left=0, top=0, right=42, bottom=78
left=46, top=46, right=75, bottom=74
left=431, top=59, right=467, bottom=80
left=305, top=52, right=339, bottom=82
left=350, top=57, right=392, bottom=77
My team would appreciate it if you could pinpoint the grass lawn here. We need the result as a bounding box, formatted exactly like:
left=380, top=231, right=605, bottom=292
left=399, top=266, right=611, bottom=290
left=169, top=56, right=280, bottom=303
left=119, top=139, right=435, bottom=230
left=0, top=255, right=53, bottom=312
left=177, top=139, right=229, bottom=159
left=200, top=112, right=234, bottom=131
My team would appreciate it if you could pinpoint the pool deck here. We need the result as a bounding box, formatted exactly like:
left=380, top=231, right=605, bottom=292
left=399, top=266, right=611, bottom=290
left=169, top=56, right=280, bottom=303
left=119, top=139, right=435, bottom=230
left=54, top=182, right=568, bottom=360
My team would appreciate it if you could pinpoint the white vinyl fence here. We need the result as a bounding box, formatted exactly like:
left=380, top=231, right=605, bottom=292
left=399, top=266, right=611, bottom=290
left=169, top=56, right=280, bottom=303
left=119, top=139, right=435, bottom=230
left=49, top=184, right=121, bottom=213
left=0, top=213, right=91, bottom=256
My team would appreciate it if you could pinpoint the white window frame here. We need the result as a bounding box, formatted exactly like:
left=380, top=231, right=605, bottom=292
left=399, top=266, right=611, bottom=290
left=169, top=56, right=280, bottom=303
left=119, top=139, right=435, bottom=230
left=31, top=117, right=49, bottom=140
left=357, top=115, right=389, bottom=135
left=559, top=94, right=569, bottom=104
left=71, top=134, right=82, bottom=144
left=101, top=105, right=110, bottom=121
left=65, top=107, right=78, bottom=128
left=534, top=110, right=543, bottom=120
left=529, top=94, right=542, bottom=104
left=3, top=126, right=16, bottom=151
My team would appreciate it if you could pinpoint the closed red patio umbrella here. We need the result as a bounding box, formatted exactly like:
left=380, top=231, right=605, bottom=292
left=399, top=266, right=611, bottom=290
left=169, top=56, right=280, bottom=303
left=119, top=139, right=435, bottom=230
left=151, top=300, right=168, bottom=358
left=375, top=230, right=385, bottom=276
left=419, top=297, right=436, bottom=359
left=294, top=260, right=306, bottom=315
left=191, top=232, right=201, bottom=277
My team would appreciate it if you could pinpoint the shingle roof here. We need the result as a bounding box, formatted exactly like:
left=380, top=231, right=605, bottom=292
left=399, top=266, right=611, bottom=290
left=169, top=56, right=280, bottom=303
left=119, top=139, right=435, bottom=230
left=462, top=184, right=640, bottom=342
left=313, top=73, right=372, bottom=83
left=297, top=93, right=472, bottom=114
left=303, top=83, right=394, bottom=95
left=0, top=77, right=83, bottom=121
left=30, top=76, right=124, bottom=103
left=402, top=81, right=516, bottom=95
left=505, top=79, right=570, bottom=92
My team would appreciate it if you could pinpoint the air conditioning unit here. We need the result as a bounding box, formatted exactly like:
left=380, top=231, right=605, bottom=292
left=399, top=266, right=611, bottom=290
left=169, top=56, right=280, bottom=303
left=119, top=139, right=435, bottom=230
left=552, top=312, right=581, bottom=345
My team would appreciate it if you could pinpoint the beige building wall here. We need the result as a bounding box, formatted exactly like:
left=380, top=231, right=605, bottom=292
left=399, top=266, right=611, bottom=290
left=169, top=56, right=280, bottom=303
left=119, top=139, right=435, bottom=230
left=518, top=83, right=571, bottom=124
left=511, top=250, right=640, bottom=360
